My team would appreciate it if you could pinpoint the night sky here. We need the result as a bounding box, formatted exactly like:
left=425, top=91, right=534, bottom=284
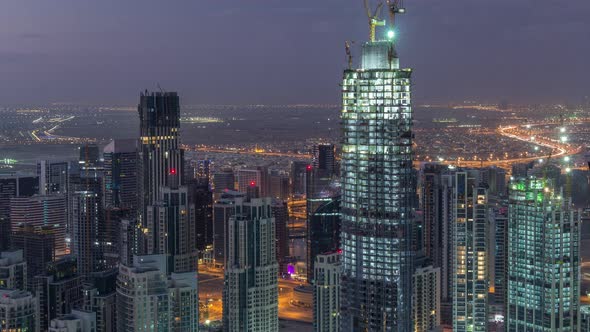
left=1, top=0, right=589, bottom=105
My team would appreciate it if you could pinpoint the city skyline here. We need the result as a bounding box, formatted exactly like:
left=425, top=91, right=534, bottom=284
left=0, top=1, right=589, bottom=105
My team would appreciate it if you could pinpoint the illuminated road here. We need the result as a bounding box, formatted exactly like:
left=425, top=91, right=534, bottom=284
left=198, top=269, right=313, bottom=324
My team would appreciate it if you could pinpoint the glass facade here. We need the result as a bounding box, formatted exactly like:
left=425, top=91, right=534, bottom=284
left=507, top=177, right=580, bottom=331
left=340, top=39, right=414, bottom=331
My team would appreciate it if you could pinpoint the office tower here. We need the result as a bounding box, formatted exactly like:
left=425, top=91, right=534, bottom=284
left=34, top=255, right=83, bottom=331
left=188, top=178, right=213, bottom=251
left=307, top=194, right=341, bottom=283
left=0, top=289, right=38, bottom=331
left=138, top=91, right=185, bottom=217
left=0, top=175, right=38, bottom=250
left=581, top=305, right=590, bottom=332
left=313, top=251, right=341, bottom=332
left=339, top=9, right=415, bottom=330
left=271, top=199, right=289, bottom=272
left=49, top=310, right=96, bottom=332
left=103, top=139, right=139, bottom=212
left=489, top=201, right=508, bottom=320
left=212, top=190, right=245, bottom=266
left=452, top=171, right=488, bottom=332
left=10, top=194, right=67, bottom=256
left=212, top=168, right=235, bottom=195
left=38, top=160, right=69, bottom=195
left=102, top=207, right=131, bottom=269
left=0, top=250, right=27, bottom=290
left=116, top=254, right=198, bottom=332
left=269, top=170, right=290, bottom=200
left=11, top=225, right=56, bottom=289
left=82, top=269, right=117, bottom=332
left=290, top=161, right=309, bottom=196
left=413, top=265, right=441, bottom=332
left=237, top=167, right=269, bottom=196
left=313, top=143, right=336, bottom=177
left=223, top=196, right=278, bottom=332
left=507, top=178, right=580, bottom=331
left=145, top=182, right=198, bottom=273
left=481, top=166, right=506, bottom=198
left=78, top=144, right=100, bottom=167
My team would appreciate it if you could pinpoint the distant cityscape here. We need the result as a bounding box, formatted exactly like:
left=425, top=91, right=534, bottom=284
left=2, top=2, right=590, bottom=332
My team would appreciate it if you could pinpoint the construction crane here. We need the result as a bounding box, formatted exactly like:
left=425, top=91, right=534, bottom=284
left=386, top=0, right=405, bottom=30
left=345, top=41, right=355, bottom=69
left=363, top=0, right=385, bottom=42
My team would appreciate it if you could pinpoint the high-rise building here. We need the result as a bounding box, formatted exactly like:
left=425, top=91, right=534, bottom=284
left=82, top=269, right=117, bottom=332
left=0, top=250, right=27, bottom=290
left=419, top=163, right=446, bottom=269
left=581, top=305, right=590, bottom=332
left=313, top=143, right=336, bottom=177
left=116, top=255, right=170, bottom=331
left=146, top=182, right=198, bottom=274
left=271, top=199, right=289, bottom=272
left=0, top=289, right=38, bottom=331
left=212, top=190, right=245, bottom=266
left=290, top=161, right=309, bottom=196
left=307, top=194, right=341, bottom=283
left=33, top=255, right=83, bottom=331
left=192, top=159, right=213, bottom=184
left=188, top=178, right=213, bottom=251
left=313, top=251, right=341, bottom=332
left=237, top=167, right=269, bottom=197
left=488, top=200, right=508, bottom=321
left=10, top=194, right=67, bottom=256
left=49, top=309, right=97, bottom=332
left=38, top=160, right=69, bottom=195
left=339, top=14, right=414, bottom=329
left=452, top=171, right=488, bottom=332
left=71, top=188, right=105, bottom=279
left=0, top=174, right=38, bottom=250
left=116, top=254, right=198, bottom=332
left=413, top=265, right=441, bottom=332
left=11, top=225, right=56, bottom=290
left=103, top=139, right=139, bottom=212
left=212, top=168, right=235, bottom=196
left=223, top=196, right=278, bottom=332
left=138, top=91, right=185, bottom=219
left=118, top=218, right=142, bottom=267
left=507, top=177, right=580, bottom=331
left=269, top=170, right=290, bottom=201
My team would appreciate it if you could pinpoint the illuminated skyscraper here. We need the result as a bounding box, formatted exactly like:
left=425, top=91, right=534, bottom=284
left=103, top=139, right=139, bottom=212
left=507, top=177, right=580, bottom=331
left=339, top=4, right=414, bottom=330
left=138, top=91, right=184, bottom=218
left=452, top=171, right=488, bottom=332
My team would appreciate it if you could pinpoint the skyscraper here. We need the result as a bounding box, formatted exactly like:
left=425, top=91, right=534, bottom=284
left=507, top=177, right=580, bottom=331
left=71, top=188, right=105, bottom=278
left=272, top=199, right=289, bottom=272
left=0, top=174, right=38, bottom=251
left=339, top=5, right=414, bottom=330
left=82, top=269, right=117, bottom=332
left=223, top=196, right=278, bottom=332
left=212, top=190, right=245, bottom=267
left=0, top=250, right=27, bottom=290
left=313, top=143, right=336, bottom=177
left=212, top=168, right=235, bottom=197
left=452, top=171, right=488, bottom=332
left=38, top=160, right=69, bottom=195
left=138, top=91, right=184, bottom=218
left=313, top=251, right=342, bottom=332
left=11, top=225, right=56, bottom=290
left=413, top=265, right=441, bottom=332
left=145, top=181, right=198, bottom=274
left=307, top=194, right=341, bottom=283
left=187, top=178, right=213, bottom=251
left=103, top=139, right=139, bottom=212
left=10, top=194, right=67, bottom=256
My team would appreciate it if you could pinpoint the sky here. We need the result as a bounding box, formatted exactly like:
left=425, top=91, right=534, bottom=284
left=0, top=0, right=589, bottom=106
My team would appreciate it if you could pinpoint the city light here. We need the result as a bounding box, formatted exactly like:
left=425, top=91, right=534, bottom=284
left=387, top=30, right=395, bottom=39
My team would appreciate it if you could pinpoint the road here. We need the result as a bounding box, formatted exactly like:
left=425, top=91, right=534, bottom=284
left=198, top=268, right=313, bottom=324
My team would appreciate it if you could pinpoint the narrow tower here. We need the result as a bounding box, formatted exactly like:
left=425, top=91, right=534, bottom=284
left=340, top=1, right=414, bottom=330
